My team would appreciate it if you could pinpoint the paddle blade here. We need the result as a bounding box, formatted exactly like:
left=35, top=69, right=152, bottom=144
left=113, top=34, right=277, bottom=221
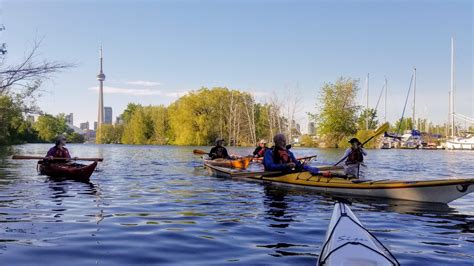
left=193, top=149, right=208, bottom=155
left=374, top=122, right=390, bottom=137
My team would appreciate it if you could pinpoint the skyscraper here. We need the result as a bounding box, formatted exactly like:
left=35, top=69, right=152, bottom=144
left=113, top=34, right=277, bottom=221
left=97, top=46, right=106, bottom=128
left=80, top=122, right=90, bottom=131
left=65, top=113, right=73, bottom=125
left=308, top=122, right=316, bottom=136
left=104, top=106, right=113, bottom=124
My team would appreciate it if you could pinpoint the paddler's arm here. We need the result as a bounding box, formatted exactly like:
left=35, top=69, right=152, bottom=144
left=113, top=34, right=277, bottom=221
left=289, top=151, right=303, bottom=170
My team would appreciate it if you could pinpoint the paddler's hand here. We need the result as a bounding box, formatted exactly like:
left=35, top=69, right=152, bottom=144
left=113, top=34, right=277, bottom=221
left=287, top=162, right=296, bottom=169
left=47, top=156, right=54, bottom=160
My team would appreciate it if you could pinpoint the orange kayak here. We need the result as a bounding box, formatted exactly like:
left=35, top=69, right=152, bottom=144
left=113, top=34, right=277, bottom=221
left=203, top=157, right=252, bottom=169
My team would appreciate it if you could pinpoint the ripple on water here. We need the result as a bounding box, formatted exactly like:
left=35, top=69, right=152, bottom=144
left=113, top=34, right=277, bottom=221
left=0, top=144, right=473, bottom=264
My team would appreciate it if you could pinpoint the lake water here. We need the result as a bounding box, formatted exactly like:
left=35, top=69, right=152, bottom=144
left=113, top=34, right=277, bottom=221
left=0, top=144, right=473, bottom=265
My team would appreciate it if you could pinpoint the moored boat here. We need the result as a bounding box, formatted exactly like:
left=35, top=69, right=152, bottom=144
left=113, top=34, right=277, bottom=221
left=318, top=202, right=399, bottom=266
left=38, top=161, right=97, bottom=181
left=204, top=164, right=474, bottom=204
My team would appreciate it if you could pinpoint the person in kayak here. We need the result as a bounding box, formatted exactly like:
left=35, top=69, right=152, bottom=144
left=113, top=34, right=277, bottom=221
left=209, top=138, right=231, bottom=160
left=46, top=135, right=76, bottom=161
left=341, top=138, right=367, bottom=178
left=252, top=139, right=268, bottom=158
left=263, top=134, right=302, bottom=172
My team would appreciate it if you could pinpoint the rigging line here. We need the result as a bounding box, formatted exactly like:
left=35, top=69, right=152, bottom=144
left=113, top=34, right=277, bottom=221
left=374, top=83, right=385, bottom=111
left=397, top=72, right=414, bottom=135
left=368, top=83, right=386, bottom=130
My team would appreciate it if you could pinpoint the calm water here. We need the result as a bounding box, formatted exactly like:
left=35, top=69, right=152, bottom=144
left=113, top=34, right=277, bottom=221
left=0, top=144, right=473, bottom=265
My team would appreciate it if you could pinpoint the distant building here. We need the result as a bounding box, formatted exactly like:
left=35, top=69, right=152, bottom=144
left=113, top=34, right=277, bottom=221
left=94, top=121, right=98, bottom=131
left=115, top=116, right=123, bottom=125
left=65, top=113, right=73, bottom=125
left=308, top=122, right=316, bottom=136
left=80, top=122, right=90, bottom=131
left=104, top=106, right=113, bottom=124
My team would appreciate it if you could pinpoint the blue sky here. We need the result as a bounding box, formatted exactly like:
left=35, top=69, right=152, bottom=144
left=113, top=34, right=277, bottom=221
left=3, top=0, right=472, bottom=130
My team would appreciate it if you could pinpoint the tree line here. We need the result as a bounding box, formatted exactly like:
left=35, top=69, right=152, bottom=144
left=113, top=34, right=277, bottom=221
left=97, top=87, right=292, bottom=146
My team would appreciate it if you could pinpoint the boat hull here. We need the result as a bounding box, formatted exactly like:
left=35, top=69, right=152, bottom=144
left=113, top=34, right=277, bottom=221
left=446, top=138, right=474, bottom=150
left=38, top=161, right=97, bottom=181
left=204, top=164, right=474, bottom=204
left=203, top=157, right=251, bottom=169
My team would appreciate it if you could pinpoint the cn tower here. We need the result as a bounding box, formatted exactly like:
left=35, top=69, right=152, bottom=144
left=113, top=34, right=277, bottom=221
left=97, top=46, right=105, bottom=128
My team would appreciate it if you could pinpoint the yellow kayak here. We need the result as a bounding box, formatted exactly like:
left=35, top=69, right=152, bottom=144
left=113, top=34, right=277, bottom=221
left=204, top=163, right=474, bottom=204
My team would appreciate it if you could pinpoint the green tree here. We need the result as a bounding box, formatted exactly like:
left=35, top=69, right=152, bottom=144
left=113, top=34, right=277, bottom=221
left=394, top=117, right=414, bottom=134
left=0, top=95, right=39, bottom=144
left=311, top=77, right=360, bottom=147
left=357, top=108, right=378, bottom=130
left=300, top=134, right=317, bottom=147
left=34, top=114, right=68, bottom=142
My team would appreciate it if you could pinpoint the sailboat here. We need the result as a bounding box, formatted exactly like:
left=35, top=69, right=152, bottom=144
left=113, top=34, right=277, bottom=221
left=446, top=37, right=474, bottom=150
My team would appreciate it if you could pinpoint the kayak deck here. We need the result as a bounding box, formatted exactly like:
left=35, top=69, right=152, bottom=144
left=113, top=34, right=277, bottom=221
left=318, top=202, right=399, bottom=266
left=204, top=163, right=474, bottom=204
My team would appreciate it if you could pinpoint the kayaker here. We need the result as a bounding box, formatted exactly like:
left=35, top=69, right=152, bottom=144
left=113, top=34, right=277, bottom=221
left=252, top=139, right=268, bottom=158
left=263, top=134, right=302, bottom=172
left=46, top=135, right=74, bottom=160
left=341, top=138, right=367, bottom=178
left=209, top=138, right=231, bottom=160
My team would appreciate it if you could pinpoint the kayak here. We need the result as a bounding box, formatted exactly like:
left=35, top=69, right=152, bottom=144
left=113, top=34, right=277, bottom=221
left=204, top=164, right=474, bottom=204
left=203, top=157, right=252, bottom=169
left=318, top=202, right=399, bottom=266
left=38, top=161, right=97, bottom=182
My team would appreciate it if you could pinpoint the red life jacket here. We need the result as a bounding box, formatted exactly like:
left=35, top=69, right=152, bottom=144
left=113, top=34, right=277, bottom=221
left=345, top=148, right=364, bottom=165
left=49, top=146, right=71, bottom=158
left=273, top=148, right=291, bottom=164
left=257, top=147, right=266, bottom=157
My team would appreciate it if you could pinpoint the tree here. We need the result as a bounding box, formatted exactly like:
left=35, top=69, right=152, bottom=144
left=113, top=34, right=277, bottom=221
left=311, top=77, right=360, bottom=147
left=34, top=114, right=68, bottom=142
left=300, top=134, right=317, bottom=147
left=394, top=117, right=414, bottom=134
left=357, top=108, right=378, bottom=130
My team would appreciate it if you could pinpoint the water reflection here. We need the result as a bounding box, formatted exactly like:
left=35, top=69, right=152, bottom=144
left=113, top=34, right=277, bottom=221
left=0, top=144, right=472, bottom=265
left=263, top=186, right=294, bottom=228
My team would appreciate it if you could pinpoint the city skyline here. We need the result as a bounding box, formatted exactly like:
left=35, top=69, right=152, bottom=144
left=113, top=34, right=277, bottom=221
left=3, top=1, right=473, bottom=129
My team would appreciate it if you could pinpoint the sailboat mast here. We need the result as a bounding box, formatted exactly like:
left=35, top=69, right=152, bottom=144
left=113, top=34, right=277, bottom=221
left=366, top=73, right=369, bottom=130
left=384, top=77, right=387, bottom=123
left=413, top=67, right=416, bottom=129
left=450, top=37, right=455, bottom=137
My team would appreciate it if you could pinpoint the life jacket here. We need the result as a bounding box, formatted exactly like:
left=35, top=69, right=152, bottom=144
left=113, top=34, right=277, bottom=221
left=257, top=147, right=266, bottom=157
left=272, top=147, right=291, bottom=164
left=50, top=146, right=71, bottom=158
left=345, top=148, right=364, bottom=165
left=213, top=146, right=227, bottom=159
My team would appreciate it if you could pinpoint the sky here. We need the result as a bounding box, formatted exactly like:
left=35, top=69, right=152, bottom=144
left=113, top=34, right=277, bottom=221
left=2, top=0, right=473, bottom=131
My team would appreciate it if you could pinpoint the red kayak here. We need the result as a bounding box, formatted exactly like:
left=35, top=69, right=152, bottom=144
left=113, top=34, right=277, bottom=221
left=38, top=161, right=97, bottom=181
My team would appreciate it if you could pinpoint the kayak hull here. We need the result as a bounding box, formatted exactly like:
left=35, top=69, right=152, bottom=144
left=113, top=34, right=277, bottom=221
left=318, top=203, right=399, bottom=266
left=38, top=161, right=97, bottom=182
left=204, top=164, right=474, bottom=204
left=203, top=157, right=251, bottom=169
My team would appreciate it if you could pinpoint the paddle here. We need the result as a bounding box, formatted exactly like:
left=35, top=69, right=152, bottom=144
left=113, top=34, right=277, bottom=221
left=12, top=155, right=104, bottom=162
left=334, top=122, right=389, bottom=166
left=193, top=149, right=210, bottom=155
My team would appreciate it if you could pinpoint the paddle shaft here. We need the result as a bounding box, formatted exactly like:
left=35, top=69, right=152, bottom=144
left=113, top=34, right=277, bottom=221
left=12, top=155, right=103, bottom=162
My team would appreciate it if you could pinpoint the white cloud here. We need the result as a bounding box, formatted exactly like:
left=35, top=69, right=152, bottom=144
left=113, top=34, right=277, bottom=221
left=126, top=80, right=162, bottom=87
left=88, top=86, right=187, bottom=97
